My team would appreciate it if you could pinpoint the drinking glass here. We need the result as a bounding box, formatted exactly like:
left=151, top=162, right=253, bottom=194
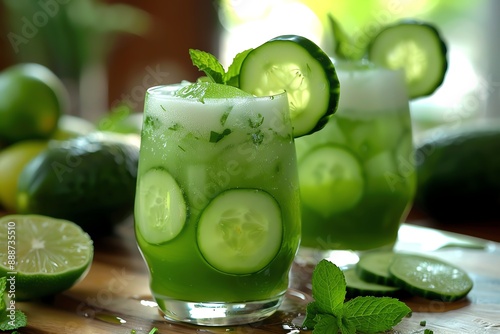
left=295, top=60, right=416, bottom=266
left=134, top=84, right=301, bottom=326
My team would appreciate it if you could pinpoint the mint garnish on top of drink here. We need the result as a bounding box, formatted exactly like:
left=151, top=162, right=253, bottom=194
left=302, top=259, right=411, bottom=334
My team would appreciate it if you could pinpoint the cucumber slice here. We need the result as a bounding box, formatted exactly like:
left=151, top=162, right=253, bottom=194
left=355, top=251, right=397, bottom=286
left=367, top=20, right=448, bottom=99
left=389, top=253, right=473, bottom=302
left=239, top=35, right=340, bottom=138
left=135, top=168, right=187, bottom=244
left=298, top=145, right=364, bottom=217
left=344, top=268, right=403, bottom=298
left=197, top=189, right=282, bottom=274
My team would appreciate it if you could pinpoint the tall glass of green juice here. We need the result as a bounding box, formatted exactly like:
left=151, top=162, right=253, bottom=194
left=295, top=61, right=416, bottom=265
left=134, top=83, right=301, bottom=326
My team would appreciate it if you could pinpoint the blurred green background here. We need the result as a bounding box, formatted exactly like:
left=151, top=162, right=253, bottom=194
left=0, top=0, right=499, bottom=134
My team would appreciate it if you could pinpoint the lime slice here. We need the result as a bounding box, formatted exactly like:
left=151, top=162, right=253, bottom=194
left=197, top=189, right=282, bottom=274
left=389, top=253, right=473, bottom=302
left=298, top=145, right=364, bottom=216
left=239, top=35, right=340, bottom=137
left=367, top=20, right=448, bottom=99
left=135, top=168, right=187, bottom=244
left=174, top=81, right=252, bottom=100
left=0, top=214, right=93, bottom=301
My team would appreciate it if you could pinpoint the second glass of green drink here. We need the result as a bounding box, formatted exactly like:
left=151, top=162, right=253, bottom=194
left=134, top=83, right=301, bottom=326
left=295, top=60, right=416, bottom=266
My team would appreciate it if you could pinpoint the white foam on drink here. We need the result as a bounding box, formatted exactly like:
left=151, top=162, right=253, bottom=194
left=335, top=64, right=409, bottom=116
left=145, top=86, right=291, bottom=146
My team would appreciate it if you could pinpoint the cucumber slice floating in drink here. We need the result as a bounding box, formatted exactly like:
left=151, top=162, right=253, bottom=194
left=135, top=168, right=187, bottom=244
left=197, top=189, right=283, bottom=275
left=239, top=35, right=340, bottom=138
left=367, top=20, right=448, bottom=99
left=298, top=145, right=364, bottom=216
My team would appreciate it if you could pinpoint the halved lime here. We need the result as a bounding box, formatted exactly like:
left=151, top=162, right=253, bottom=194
left=0, top=214, right=93, bottom=301
left=298, top=145, right=364, bottom=216
left=367, top=20, right=448, bottom=99
left=197, top=189, right=282, bottom=274
left=389, top=253, right=473, bottom=302
left=239, top=35, right=340, bottom=137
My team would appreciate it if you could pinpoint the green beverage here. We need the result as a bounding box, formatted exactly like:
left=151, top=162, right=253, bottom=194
left=295, top=61, right=416, bottom=262
left=134, top=83, right=301, bottom=325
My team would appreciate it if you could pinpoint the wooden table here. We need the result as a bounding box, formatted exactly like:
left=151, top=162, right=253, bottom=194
left=12, top=215, right=500, bottom=333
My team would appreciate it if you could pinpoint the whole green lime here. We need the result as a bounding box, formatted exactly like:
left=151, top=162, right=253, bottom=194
left=0, top=63, right=68, bottom=144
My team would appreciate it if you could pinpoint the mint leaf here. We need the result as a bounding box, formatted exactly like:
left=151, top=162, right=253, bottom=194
left=313, top=313, right=339, bottom=334
left=343, top=296, right=411, bottom=333
left=327, top=14, right=365, bottom=60
left=302, top=301, right=321, bottom=329
left=338, top=316, right=356, bottom=334
left=209, top=129, right=232, bottom=143
left=0, top=310, right=27, bottom=331
left=225, top=48, right=253, bottom=87
left=189, top=49, right=225, bottom=84
left=312, top=259, right=346, bottom=315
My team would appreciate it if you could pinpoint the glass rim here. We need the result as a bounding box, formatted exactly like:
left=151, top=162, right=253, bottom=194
left=146, top=83, right=288, bottom=102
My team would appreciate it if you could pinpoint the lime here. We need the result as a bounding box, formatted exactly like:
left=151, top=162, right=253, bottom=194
left=0, top=214, right=93, bottom=300
left=389, top=253, right=473, bottom=302
left=0, top=140, right=48, bottom=212
left=367, top=20, right=448, bottom=99
left=0, top=63, right=68, bottom=144
left=174, top=81, right=252, bottom=100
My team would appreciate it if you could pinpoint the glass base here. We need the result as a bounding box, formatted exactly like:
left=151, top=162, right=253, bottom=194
left=155, top=295, right=284, bottom=326
left=295, top=244, right=395, bottom=269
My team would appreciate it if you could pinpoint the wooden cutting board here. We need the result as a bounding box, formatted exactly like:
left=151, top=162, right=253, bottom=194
left=16, top=220, right=500, bottom=334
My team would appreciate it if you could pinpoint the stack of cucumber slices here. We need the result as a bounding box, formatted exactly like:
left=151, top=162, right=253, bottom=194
left=345, top=251, right=473, bottom=302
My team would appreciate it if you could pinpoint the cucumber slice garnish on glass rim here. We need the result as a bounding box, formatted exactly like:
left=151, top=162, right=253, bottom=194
left=239, top=35, right=340, bottom=138
left=367, top=19, right=448, bottom=99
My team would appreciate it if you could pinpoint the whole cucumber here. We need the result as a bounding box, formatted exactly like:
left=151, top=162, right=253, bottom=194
left=17, top=132, right=140, bottom=236
left=414, top=120, right=500, bottom=222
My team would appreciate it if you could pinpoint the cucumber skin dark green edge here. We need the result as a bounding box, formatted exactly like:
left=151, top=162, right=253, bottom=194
left=355, top=251, right=397, bottom=286
left=243, top=34, right=341, bottom=137
left=344, top=268, right=405, bottom=298
left=367, top=19, right=449, bottom=99
left=388, top=254, right=473, bottom=302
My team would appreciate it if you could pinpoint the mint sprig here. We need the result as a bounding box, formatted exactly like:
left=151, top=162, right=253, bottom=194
left=302, top=260, right=410, bottom=334
left=0, top=277, right=28, bottom=331
left=189, top=48, right=253, bottom=86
